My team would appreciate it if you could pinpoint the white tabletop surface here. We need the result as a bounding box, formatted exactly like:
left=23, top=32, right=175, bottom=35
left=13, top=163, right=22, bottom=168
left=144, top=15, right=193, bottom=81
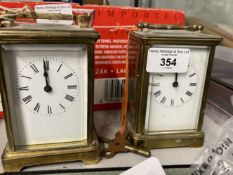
left=0, top=109, right=222, bottom=173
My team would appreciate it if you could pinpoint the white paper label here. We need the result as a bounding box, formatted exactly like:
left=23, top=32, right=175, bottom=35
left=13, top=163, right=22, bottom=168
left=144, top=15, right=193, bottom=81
left=120, top=157, right=166, bottom=175
left=146, top=48, right=190, bottom=73
left=35, top=4, right=73, bottom=25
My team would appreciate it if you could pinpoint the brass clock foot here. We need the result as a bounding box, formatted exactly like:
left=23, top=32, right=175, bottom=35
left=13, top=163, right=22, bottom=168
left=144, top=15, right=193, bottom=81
left=127, top=126, right=204, bottom=150
left=2, top=133, right=100, bottom=173
left=83, top=158, right=99, bottom=165
left=2, top=162, right=24, bottom=173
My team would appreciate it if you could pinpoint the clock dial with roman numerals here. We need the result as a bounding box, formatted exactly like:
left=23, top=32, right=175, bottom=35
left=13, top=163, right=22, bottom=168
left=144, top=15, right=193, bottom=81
left=1, top=44, right=88, bottom=146
left=149, top=66, right=197, bottom=107
left=16, top=57, right=80, bottom=116
left=145, top=45, right=210, bottom=133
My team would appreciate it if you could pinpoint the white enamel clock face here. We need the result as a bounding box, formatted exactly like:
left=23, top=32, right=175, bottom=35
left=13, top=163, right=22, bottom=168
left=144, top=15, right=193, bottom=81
left=150, top=66, right=197, bottom=107
left=17, top=57, right=80, bottom=116
left=145, top=45, right=210, bottom=133
left=1, top=44, right=88, bottom=145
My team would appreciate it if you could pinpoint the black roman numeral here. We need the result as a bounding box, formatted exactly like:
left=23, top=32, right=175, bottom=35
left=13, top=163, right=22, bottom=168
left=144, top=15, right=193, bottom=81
left=189, top=73, right=196, bottom=77
left=59, top=103, right=65, bottom=110
left=34, top=103, right=40, bottom=112
left=180, top=98, right=184, bottom=103
left=64, top=73, right=73, bottom=80
left=160, top=96, right=167, bottom=104
left=171, top=99, right=174, bottom=106
left=22, top=95, right=32, bottom=104
left=19, top=86, right=29, bottom=91
left=30, top=64, right=39, bottom=73
left=68, top=85, right=77, bottom=89
left=153, top=90, right=161, bottom=97
left=48, top=105, right=52, bottom=115
left=57, top=64, right=63, bottom=72
left=65, top=94, right=74, bottom=102
left=190, top=83, right=197, bottom=86
left=186, top=91, right=193, bottom=97
left=149, top=83, right=160, bottom=86
left=21, top=75, right=32, bottom=79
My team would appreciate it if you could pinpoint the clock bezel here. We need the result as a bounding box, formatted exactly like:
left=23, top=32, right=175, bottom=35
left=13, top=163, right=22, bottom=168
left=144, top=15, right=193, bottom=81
left=127, top=29, right=222, bottom=150
left=0, top=25, right=100, bottom=172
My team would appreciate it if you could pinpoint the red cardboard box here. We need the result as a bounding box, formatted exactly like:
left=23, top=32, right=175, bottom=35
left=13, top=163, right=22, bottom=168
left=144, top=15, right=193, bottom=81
left=0, top=2, right=185, bottom=113
left=83, top=5, right=184, bottom=26
left=82, top=5, right=185, bottom=110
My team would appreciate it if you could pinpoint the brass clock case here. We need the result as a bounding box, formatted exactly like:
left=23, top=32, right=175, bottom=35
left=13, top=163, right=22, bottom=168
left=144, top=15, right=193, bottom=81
left=0, top=24, right=100, bottom=172
left=127, top=29, right=222, bottom=151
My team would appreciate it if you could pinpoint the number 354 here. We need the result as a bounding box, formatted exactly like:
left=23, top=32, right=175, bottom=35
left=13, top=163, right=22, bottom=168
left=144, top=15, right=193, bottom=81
left=160, top=58, right=176, bottom=66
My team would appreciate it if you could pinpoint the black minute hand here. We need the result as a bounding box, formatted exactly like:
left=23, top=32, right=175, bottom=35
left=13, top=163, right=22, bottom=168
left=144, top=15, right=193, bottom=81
left=43, top=59, right=52, bottom=93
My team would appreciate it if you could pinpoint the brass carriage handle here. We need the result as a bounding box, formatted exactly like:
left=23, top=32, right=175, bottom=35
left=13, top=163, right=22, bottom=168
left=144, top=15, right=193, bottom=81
left=137, top=22, right=204, bottom=31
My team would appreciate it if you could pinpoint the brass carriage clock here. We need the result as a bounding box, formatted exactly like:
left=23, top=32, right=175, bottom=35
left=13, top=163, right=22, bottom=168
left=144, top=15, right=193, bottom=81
left=127, top=23, right=222, bottom=152
left=0, top=24, right=99, bottom=172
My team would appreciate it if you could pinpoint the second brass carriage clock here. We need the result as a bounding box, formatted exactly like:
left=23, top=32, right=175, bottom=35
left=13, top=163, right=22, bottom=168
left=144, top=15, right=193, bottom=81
left=127, top=23, right=222, bottom=151
left=0, top=24, right=99, bottom=172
